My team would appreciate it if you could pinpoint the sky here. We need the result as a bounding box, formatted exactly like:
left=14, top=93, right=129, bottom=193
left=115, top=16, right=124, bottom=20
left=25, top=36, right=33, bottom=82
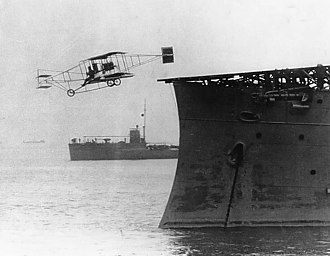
left=1, top=0, right=330, bottom=148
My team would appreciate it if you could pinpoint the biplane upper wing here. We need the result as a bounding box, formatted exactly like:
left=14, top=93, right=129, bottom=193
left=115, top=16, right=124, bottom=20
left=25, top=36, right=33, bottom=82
left=87, top=51, right=127, bottom=61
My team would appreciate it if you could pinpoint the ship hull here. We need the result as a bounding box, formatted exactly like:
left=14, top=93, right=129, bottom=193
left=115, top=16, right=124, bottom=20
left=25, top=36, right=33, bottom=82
left=69, top=143, right=178, bottom=160
left=160, top=81, right=330, bottom=228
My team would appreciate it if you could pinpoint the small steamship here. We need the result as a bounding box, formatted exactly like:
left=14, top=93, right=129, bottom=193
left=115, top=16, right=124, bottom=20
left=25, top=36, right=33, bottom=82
left=68, top=103, right=178, bottom=161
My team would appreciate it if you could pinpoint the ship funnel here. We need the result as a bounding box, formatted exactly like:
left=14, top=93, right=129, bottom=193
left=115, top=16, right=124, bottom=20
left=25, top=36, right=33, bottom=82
left=130, top=126, right=141, bottom=144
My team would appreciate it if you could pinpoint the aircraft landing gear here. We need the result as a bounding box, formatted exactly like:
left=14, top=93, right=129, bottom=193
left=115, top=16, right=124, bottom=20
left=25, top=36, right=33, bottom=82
left=107, top=79, right=121, bottom=87
left=107, top=80, right=115, bottom=87
left=114, top=78, right=121, bottom=86
left=67, top=89, right=75, bottom=97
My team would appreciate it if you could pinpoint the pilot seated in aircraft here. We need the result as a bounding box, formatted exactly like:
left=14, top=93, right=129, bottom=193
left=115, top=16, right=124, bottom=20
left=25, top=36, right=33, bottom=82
left=103, top=61, right=115, bottom=72
left=82, top=66, right=95, bottom=86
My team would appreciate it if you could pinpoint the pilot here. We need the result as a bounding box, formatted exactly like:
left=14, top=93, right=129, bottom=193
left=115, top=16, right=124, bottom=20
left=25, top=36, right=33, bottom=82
left=82, top=66, right=95, bottom=86
left=108, top=61, right=115, bottom=70
left=103, top=61, right=115, bottom=72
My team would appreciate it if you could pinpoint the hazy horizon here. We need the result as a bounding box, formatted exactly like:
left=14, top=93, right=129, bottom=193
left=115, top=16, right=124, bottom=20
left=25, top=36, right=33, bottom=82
left=2, top=0, right=330, bottom=148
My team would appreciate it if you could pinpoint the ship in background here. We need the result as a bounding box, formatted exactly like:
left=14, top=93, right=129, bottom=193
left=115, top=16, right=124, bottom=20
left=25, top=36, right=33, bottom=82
left=23, top=140, right=45, bottom=144
left=68, top=101, right=178, bottom=160
left=158, top=64, right=330, bottom=228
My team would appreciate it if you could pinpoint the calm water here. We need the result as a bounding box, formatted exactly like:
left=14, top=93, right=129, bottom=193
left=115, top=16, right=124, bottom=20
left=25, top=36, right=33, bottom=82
left=1, top=145, right=330, bottom=255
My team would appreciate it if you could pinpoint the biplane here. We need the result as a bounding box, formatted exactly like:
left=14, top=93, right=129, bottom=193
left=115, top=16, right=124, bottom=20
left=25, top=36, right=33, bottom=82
left=36, top=47, right=174, bottom=97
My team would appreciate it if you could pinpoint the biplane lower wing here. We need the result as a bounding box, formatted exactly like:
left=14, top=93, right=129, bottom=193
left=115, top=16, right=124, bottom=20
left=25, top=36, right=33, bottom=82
left=87, top=72, right=135, bottom=84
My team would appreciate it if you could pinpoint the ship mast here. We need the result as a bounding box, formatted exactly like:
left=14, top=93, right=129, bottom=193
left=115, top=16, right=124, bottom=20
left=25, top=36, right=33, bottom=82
left=143, top=99, right=146, bottom=142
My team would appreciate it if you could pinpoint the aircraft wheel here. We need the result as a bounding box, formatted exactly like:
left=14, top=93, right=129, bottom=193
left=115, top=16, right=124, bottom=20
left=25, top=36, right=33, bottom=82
left=67, top=89, right=75, bottom=97
left=114, top=78, right=121, bottom=86
left=107, top=80, right=115, bottom=87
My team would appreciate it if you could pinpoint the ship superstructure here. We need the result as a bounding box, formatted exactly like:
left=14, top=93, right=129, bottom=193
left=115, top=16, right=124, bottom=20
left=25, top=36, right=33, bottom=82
left=158, top=64, right=330, bottom=228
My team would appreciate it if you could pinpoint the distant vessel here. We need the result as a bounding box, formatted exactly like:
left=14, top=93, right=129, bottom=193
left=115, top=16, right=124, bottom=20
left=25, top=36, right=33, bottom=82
left=23, top=140, right=45, bottom=144
left=68, top=102, right=178, bottom=160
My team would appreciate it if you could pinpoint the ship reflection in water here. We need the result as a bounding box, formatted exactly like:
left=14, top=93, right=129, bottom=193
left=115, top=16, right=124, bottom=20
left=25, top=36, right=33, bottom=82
left=166, top=227, right=330, bottom=255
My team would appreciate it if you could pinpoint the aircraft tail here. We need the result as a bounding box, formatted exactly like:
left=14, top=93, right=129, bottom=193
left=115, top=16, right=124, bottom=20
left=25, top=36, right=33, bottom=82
left=161, top=47, right=174, bottom=64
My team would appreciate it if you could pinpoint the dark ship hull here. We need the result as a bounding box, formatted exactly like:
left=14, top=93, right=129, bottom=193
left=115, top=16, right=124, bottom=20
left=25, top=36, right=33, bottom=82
left=159, top=65, right=330, bottom=228
left=69, top=143, right=178, bottom=160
